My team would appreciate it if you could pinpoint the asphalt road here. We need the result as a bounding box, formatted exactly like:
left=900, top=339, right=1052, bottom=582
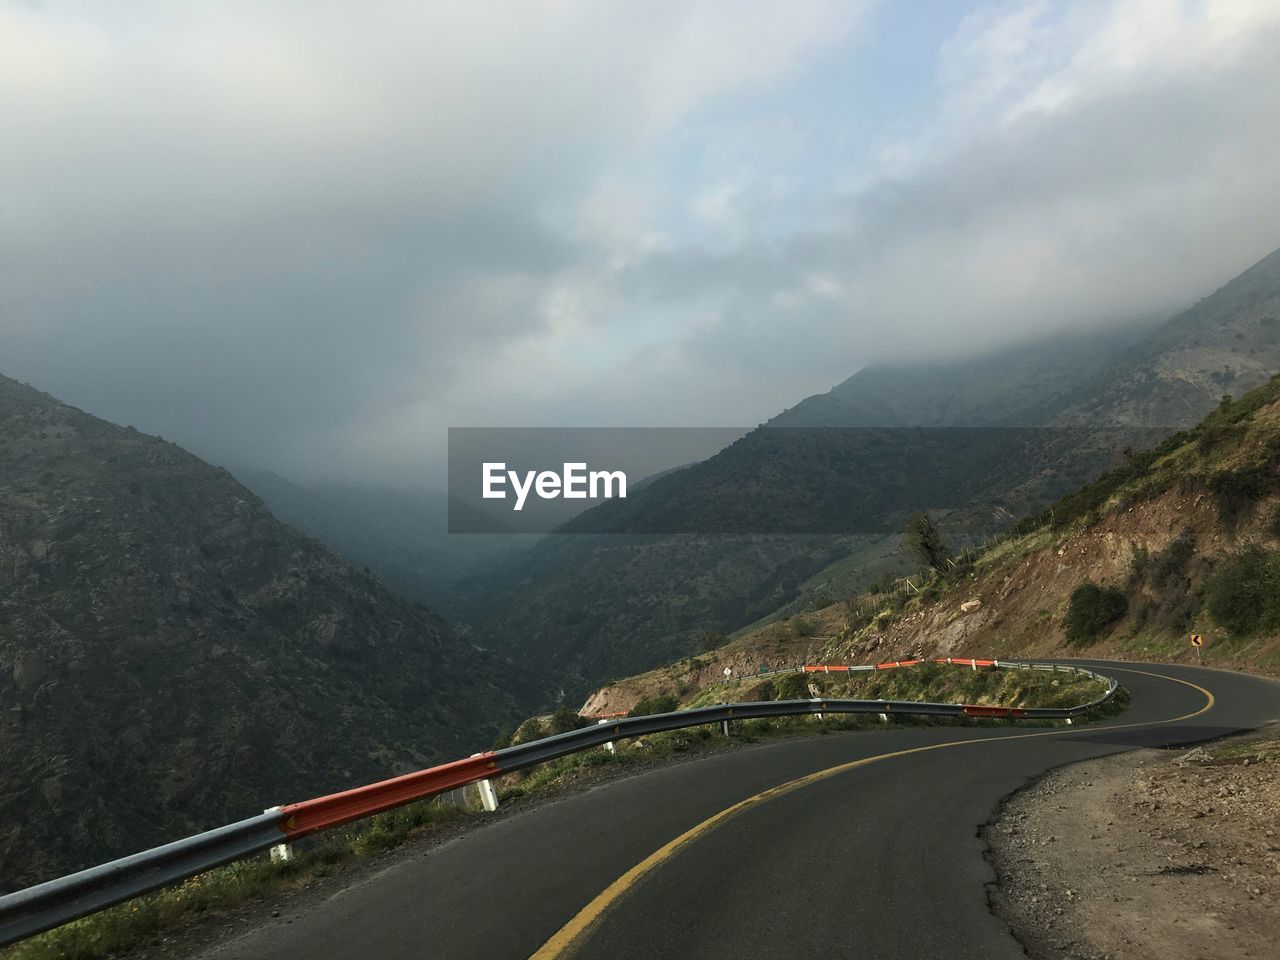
left=196, top=661, right=1280, bottom=960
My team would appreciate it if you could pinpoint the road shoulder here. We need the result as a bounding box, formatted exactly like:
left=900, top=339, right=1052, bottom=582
left=986, top=725, right=1280, bottom=960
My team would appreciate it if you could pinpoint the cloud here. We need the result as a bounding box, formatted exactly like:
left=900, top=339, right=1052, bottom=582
left=1, top=1, right=1278, bottom=483
left=611, top=0, right=1280, bottom=396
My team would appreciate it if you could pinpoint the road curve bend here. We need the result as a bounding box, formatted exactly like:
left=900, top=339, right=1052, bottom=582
left=197, top=661, right=1280, bottom=960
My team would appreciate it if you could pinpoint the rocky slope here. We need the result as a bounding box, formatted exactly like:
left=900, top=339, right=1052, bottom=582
left=0, top=374, right=532, bottom=890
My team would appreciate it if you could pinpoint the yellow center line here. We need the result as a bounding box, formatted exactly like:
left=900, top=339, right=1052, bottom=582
left=529, top=666, right=1215, bottom=960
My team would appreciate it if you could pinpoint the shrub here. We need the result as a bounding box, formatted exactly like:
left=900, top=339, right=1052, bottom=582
left=547, top=706, right=586, bottom=735
left=1148, top=530, right=1197, bottom=586
left=1204, top=547, right=1280, bottom=636
left=511, top=717, right=546, bottom=745
left=867, top=572, right=897, bottom=595
left=1124, top=530, right=1202, bottom=631
left=1128, top=545, right=1150, bottom=582
left=627, top=693, right=679, bottom=717
left=1065, top=582, right=1128, bottom=646
left=773, top=673, right=809, bottom=700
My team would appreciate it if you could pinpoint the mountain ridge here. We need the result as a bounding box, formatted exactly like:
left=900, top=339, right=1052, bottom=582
left=0, top=373, right=533, bottom=889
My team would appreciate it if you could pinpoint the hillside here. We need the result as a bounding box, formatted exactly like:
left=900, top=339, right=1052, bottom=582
left=1051, top=246, right=1280, bottom=428
left=583, top=375, right=1280, bottom=716
left=464, top=244, right=1280, bottom=701
left=230, top=468, right=532, bottom=618
left=0, top=374, right=534, bottom=890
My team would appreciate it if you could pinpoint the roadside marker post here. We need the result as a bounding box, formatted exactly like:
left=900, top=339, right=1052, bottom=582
left=597, top=719, right=616, bottom=754
left=264, top=806, right=293, bottom=863
left=468, top=754, right=500, bottom=813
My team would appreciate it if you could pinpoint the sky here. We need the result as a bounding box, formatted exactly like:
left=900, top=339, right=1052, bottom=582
left=3, top=0, right=1280, bottom=485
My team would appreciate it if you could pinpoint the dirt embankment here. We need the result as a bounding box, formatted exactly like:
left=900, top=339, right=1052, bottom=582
left=863, top=486, right=1280, bottom=673
left=578, top=632, right=829, bottom=715
left=988, top=729, right=1280, bottom=960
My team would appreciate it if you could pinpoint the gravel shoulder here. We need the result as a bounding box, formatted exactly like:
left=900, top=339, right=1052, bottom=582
left=987, top=724, right=1280, bottom=960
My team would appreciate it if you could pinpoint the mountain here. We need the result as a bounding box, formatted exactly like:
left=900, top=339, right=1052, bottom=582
left=770, top=322, right=1155, bottom=427
left=0, top=374, right=534, bottom=890
left=1050, top=246, right=1280, bottom=428
left=458, top=243, right=1280, bottom=700
left=583, top=372, right=1280, bottom=716
left=230, top=468, right=533, bottom=618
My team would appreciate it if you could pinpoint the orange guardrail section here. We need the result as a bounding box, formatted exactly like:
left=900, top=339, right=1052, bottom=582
left=961, top=705, right=1026, bottom=718
left=280, top=752, right=499, bottom=838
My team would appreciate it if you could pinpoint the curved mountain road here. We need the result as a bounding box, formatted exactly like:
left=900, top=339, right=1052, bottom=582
left=197, top=661, right=1280, bottom=960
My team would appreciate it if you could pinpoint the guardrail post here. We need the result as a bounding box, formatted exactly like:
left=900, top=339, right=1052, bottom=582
left=720, top=719, right=731, bottom=736
left=477, top=778, right=499, bottom=813
left=878, top=712, right=889, bottom=724
left=469, top=754, right=500, bottom=813
left=264, top=807, right=293, bottom=863
left=597, top=718, right=616, bottom=754
left=971, top=658, right=977, bottom=671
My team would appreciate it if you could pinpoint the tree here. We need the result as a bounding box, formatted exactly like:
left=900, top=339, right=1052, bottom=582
left=904, top=511, right=949, bottom=572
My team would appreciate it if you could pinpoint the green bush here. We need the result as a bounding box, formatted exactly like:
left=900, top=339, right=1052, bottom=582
left=1065, top=582, right=1128, bottom=645
left=547, top=706, right=587, bottom=735
left=1128, top=544, right=1150, bottom=582
left=511, top=717, right=546, bottom=745
left=1148, top=530, right=1197, bottom=586
left=627, top=693, right=679, bottom=717
left=773, top=672, right=809, bottom=700
left=1205, top=547, right=1280, bottom=636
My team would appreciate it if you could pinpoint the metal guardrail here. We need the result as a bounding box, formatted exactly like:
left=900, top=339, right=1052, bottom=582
left=0, top=659, right=1117, bottom=946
